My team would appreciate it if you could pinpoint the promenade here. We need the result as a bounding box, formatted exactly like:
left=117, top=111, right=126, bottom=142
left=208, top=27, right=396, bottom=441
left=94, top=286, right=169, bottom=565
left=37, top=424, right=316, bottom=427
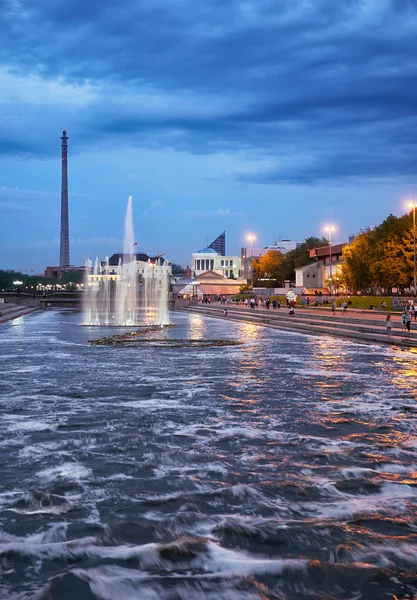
left=0, top=303, right=38, bottom=324
left=176, top=302, right=417, bottom=348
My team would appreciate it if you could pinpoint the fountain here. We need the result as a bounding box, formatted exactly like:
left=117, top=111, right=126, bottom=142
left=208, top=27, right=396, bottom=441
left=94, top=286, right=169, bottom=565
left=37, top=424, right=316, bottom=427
left=82, top=196, right=170, bottom=326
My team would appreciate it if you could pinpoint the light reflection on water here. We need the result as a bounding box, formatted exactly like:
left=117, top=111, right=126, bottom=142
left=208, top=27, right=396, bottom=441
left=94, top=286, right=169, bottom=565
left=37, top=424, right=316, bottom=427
left=0, top=310, right=417, bottom=599
left=188, top=313, right=206, bottom=340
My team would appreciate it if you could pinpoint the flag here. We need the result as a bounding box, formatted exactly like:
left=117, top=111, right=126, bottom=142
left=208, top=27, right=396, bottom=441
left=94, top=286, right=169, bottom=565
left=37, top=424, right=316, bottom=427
left=133, top=241, right=138, bottom=246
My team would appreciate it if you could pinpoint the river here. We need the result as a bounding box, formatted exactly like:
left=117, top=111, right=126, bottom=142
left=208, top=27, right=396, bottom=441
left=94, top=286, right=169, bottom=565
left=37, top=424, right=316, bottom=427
left=0, top=310, right=417, bottom=599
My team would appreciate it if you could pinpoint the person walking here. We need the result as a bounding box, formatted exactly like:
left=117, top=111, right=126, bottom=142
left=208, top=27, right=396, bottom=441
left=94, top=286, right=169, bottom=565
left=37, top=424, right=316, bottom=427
left=385, top=313, right=392, bottom=338
left=401, top=310, right=407, bottom=333
left=406, top=310, right=412, bottom=333
left=331, top=300, right=336, bottom=314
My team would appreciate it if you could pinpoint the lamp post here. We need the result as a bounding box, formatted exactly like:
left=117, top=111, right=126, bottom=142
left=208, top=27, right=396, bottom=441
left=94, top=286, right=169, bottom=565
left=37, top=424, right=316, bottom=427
left=247, top=235, right=256, bottom=289
left=408, top=201, right=416, bottom=296
left=325, top=226, right=335, bottom=296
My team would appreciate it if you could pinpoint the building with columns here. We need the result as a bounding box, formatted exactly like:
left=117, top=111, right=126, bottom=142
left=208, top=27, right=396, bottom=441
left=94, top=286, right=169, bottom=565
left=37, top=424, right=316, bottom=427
left=191, top=247, right=242, bottom=279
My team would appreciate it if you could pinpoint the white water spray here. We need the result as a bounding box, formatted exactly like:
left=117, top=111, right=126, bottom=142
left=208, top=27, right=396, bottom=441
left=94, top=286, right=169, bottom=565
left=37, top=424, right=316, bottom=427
left=82, top=196, right=170, bottom=326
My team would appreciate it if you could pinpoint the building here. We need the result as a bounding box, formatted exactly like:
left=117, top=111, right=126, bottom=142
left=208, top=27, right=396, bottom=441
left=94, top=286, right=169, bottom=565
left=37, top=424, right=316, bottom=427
left=172, top=271, right=243, bottom=299
left=191, top=247, right=242, bottom=279
left=295, top=243, right=346, bottom=292
left=208, top=231, right=226, bottom=256
left=44, top=265, right=86, bottom=279
left=94, top=252, right=172, bottom=279
left=273, top=239, right=302, bottom=253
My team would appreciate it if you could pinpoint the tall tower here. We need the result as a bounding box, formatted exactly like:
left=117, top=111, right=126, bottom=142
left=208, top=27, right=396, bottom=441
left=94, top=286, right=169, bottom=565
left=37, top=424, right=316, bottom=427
left=59, top=129, right=70, bottom=268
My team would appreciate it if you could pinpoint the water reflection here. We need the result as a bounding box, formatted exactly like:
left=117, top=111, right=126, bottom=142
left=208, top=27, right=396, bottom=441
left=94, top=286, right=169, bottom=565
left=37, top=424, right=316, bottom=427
left=188, top=313, right=206, bottom=340
left=237, top=322, right=260, bottom=340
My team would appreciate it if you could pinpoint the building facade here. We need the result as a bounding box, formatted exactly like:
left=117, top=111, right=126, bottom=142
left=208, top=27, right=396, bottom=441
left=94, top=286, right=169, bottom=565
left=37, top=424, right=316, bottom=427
left=191, top=248, right=242, bottom=279
left=87, top=253, right=172, bottom=283
left=295, top=243, right=346, bottom=292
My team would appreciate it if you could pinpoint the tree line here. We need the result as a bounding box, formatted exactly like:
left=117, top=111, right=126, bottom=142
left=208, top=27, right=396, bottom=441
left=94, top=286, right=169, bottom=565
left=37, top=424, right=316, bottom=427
left=0, top=269, right=84, bottom=291
left=252, top=237, right=329, bottom=287
left=340, top=212, right=415, bottom=293
left=251, top=211, right=416, bottom=293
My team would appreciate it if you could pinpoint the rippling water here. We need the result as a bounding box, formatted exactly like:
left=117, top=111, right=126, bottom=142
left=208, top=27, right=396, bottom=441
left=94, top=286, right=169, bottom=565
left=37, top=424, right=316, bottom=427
left=1, top=310, right=417, bottom=599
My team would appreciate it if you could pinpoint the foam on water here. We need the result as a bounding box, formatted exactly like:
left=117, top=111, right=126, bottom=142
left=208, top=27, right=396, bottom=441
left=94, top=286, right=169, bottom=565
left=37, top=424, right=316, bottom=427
left=1, top=310, right=417, bottom=599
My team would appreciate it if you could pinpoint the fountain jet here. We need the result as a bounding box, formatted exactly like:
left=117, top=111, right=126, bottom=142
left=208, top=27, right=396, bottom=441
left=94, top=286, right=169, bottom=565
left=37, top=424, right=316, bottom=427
left=82, top=196, right=170, bottom=326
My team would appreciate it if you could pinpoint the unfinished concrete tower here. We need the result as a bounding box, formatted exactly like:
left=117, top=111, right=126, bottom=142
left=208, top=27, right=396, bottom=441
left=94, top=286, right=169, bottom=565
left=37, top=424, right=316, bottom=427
left=59, top=129, right=70, bottom=267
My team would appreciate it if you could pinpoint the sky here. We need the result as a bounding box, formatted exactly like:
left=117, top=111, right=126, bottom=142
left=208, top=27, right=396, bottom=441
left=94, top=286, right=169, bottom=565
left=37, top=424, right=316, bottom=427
left=1, top=0, right=417, bottom=272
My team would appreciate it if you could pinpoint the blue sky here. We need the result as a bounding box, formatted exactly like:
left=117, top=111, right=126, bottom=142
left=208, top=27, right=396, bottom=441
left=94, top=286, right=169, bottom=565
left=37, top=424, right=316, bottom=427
left=1, top=0, right=416, bottom=272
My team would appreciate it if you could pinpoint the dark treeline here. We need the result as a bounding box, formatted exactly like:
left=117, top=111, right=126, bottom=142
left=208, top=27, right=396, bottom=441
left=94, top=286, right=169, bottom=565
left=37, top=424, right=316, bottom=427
left=0, top=270, right=84, bottom=291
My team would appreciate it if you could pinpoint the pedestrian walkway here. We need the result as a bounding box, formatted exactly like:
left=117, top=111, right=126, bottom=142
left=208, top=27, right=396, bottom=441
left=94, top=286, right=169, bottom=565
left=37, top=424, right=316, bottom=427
left=176, top=303, right=417, bottom=348
left=0, top=303, right=38, bottom=325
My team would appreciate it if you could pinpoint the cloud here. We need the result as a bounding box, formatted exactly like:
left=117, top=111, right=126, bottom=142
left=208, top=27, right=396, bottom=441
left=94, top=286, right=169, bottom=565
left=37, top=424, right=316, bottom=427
left=2, top=236, right=122, bottom=249
left=0, top=201, right=24, bottom=212
left=142, top=200, right=163, bottom=217
left=0, top=0, right=417, bottom=182
left=184, top=208, right=243, bottom=217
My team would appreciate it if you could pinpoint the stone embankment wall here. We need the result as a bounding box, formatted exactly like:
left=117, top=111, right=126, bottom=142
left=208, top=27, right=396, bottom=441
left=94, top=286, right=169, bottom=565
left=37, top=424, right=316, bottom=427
left=176, top=303, right=417, bottom=348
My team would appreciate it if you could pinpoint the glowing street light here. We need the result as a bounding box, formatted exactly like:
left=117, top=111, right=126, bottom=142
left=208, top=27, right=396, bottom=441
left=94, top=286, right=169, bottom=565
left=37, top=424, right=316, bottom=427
left=325, top=226, right=335, bottom=296
left=408, top=200, right=416, bottom=296
left=247, top=234, right=256, bottom=289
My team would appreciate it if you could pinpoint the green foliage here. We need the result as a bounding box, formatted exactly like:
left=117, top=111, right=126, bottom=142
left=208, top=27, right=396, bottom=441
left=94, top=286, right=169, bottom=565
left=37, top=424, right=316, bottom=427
left=171, top=263, right=185, bottom=275
left=0, top=269, right=82, bottom=291
left=250, top=238, right=329, bottom=286
left=341, top=211, right=415, bottom=293
left=335, top=296, right=393, bottom=310
left=238, top=282, right=252, bottom=294
left=253, top=250, right=286, bottom=287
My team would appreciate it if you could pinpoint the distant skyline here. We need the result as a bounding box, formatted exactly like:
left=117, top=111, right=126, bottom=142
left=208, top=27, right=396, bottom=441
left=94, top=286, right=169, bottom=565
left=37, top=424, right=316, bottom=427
left=1, top=0, right=416, bottom=272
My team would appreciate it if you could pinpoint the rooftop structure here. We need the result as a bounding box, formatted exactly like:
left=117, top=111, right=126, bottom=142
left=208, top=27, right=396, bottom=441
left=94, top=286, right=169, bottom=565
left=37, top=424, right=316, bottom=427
left=208, top=231, right=226, bottom=256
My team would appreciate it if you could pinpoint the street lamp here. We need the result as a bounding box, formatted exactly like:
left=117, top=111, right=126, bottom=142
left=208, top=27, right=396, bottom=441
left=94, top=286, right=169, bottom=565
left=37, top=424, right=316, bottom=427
left=247, top=234, right=256, bottom=289
left=408, top=201, right=416, bottom=296
left=325, top=226, right=335, bottom=296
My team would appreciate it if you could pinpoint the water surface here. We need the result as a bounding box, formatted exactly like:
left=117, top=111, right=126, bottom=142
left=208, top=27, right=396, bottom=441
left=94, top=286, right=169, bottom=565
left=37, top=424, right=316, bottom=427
left=1, top=310, right=417, bottom=599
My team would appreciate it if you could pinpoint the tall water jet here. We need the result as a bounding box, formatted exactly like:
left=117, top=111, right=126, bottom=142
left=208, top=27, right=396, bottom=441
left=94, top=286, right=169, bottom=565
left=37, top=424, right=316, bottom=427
left=115, top=196, right=137, bottom=325
left=82, top=196, right=170, bottom=326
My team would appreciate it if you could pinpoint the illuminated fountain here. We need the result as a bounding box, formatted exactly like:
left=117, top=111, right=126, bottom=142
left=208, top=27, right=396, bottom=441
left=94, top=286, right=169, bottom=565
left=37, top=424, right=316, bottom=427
left=82, top=196, right=170, bottom=326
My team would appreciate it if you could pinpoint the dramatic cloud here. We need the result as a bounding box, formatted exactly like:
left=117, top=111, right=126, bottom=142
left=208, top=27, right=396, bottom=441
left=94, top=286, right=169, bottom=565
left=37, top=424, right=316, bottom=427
left=1, top=0, right=416, bottom=270
left=1, top=0, right=416, bottom=182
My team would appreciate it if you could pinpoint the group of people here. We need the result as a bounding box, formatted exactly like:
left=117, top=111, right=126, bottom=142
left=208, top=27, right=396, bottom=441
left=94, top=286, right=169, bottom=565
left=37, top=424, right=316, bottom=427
left=331, top=300, right=348, bottom=314
left=385, top=300, right=415, bottom=337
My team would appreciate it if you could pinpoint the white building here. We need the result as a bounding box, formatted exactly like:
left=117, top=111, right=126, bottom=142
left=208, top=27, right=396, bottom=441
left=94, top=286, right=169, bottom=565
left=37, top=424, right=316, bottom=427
left=273, top=240, right=301, bottom=253
left=191, top=247, right=242, bottom=279
left=88, top=252, right=172, bottom=283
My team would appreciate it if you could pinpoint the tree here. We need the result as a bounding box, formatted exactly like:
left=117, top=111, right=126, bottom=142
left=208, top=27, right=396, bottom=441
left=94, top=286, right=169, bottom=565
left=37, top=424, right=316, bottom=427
left=370, top=235, right=409, bottom=291
left=342, top=232, right=373, bottom=292
left=253, top=250, right=285, bottom=287
left=402, top=227, right=415, bottom=285
left=239, top=282, right=252, bottom=294
left=171, top=263, right=185, bottom=275
left=281, top=237, right=329, bottom=283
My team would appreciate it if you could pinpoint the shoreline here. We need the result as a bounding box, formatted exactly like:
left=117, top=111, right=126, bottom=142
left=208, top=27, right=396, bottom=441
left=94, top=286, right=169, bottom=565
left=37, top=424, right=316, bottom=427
left=175, top=303, right=417, bottom=349
left=0, top=304, right=38, bottom=325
